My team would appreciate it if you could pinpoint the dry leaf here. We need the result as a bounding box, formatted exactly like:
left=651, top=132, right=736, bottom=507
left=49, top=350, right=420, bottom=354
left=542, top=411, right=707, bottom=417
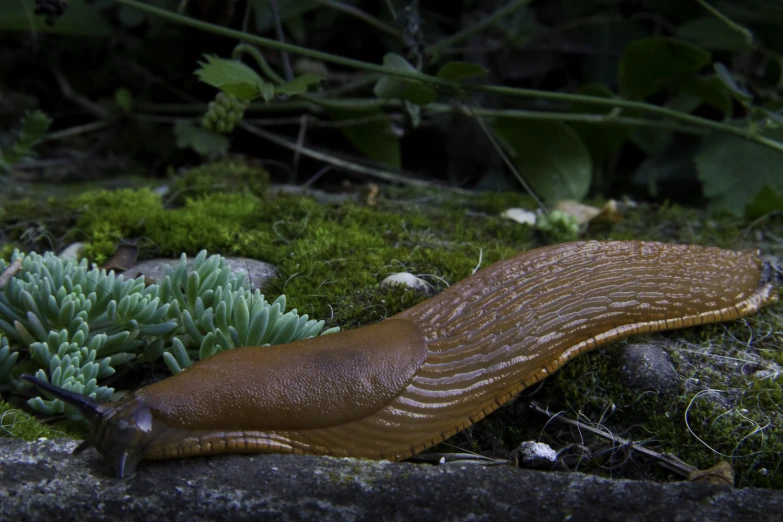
left=554, top=199, right=623, bottom=226
left=688, top=461, right=735, bottom=486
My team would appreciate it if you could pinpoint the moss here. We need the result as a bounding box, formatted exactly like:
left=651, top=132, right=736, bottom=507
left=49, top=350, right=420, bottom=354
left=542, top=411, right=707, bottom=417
left=0, top=197, right=76, bottom=253
left=67, top=188, right=164, bottom=263
left=0, top=401, right=84, bottom=441
left=169, top=161, right=270, bottom=203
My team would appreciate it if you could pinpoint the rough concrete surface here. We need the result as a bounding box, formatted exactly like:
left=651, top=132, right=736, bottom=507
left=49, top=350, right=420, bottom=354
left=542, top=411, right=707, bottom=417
left=2, top=438, right=782, bottom=522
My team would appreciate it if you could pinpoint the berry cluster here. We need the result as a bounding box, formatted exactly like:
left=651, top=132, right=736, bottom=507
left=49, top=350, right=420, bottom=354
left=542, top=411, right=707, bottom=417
left=202, top=92, right=249, bottom=133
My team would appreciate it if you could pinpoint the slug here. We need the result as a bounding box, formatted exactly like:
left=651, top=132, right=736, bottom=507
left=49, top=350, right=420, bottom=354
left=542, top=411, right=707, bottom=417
left=22, top=241, right=779, bottom=477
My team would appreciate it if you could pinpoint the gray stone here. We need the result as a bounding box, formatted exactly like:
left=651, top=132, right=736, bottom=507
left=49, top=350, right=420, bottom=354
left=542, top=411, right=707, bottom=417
left=2, top=438, right=783, bottom=522
left=127, top=257, right=278, bottom=290
left=617, top=343, right=680, bottom=394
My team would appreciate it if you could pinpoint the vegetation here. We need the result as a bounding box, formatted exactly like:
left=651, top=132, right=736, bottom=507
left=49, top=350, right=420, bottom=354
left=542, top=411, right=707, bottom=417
left=0, top=0, right=781, bottom=489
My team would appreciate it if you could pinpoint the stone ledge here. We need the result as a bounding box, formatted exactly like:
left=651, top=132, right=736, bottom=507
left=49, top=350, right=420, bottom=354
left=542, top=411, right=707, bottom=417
left=1, top=438, right=782, bottom=522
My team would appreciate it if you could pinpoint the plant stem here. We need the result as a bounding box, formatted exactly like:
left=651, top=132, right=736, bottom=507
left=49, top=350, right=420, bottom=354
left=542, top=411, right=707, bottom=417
left=695, top=0, right=754, bottom=46
left=114, top=0, right=783, bottom=153
left=466, top=103, right=547, bottom=210
left=425, top=0, right=534, bottom=58
left=432, top=105, right=707, bottom=134
left=266, top=0, right=293, bottom=81
left=314, top=0, right=400, bottom=38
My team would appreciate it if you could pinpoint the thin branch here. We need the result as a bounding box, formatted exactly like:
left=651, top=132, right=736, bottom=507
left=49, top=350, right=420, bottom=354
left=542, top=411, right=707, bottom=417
left=426, top=0, right=534, bottom=58
left=695, top=0, right=754, bottom=46
left=465, top=103, right=547, bottom=210
left=314, top=0, right=400, bottom=38
left=52, top=68, right=108, bottom=119
left=44, top=120, right=113, bottom=142
left=238, top=121, right=473, bottom=194
left=0, top=259, right=23, bottom=290
left=530, top=401, right=697, bottom=478
left=266, top=0, right=293, bottom=81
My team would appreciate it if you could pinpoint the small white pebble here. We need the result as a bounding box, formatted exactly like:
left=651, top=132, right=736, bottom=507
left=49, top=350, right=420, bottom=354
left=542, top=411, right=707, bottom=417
left=500, top=208, right=536, bottom=225
left=381, top=273, right=433, bottom=293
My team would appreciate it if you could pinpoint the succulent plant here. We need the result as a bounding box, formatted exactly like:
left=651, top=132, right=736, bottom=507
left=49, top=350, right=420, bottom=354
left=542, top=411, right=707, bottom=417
left=0, top=250, right=175, bottom=355
left=0, top=249, right=339, bottom=419
left=155, top=250, right=339, bottom=373
left=0, top=334, right=17, bottom=385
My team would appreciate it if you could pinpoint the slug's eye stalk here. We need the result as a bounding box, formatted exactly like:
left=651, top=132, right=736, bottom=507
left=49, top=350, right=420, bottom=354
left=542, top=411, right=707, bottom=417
left=21, top=374, right=154, bottom=478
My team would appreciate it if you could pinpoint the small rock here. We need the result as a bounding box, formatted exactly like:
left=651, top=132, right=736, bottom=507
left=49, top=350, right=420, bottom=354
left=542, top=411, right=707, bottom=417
left=127, top=257, right=278, bottom=290
left=58, top=243, right=84, bottom=259
left=512, top=441, right=557, bottom=470
left=500, top=208, right=537, bottom=226
left=617, top=343, right=679, bottom=394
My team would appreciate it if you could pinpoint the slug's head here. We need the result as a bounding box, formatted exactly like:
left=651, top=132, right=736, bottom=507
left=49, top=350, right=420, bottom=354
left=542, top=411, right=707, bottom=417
left=21, top=374, right=158, bottom=478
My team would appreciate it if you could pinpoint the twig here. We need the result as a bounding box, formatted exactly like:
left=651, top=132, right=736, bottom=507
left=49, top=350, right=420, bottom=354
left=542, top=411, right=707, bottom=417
left=426, top=0, right=534, bottom=58
left=44, top=120, right=113, bottom=142
left=292, top=114, right=309, bottom=181
left=314, top=0, right=400, bottom=38
left=52, top=68, right=108, bottom=119
left=266, top=0, right=293, bottom=81
left=465, top=102, right=547, bottom=211
left=238, top=121, right=473, bottom=194
left=530, top=401, right=697, bottom=478
left=695, top=0, right=754, bottom=46
left=0, top=259, right=23, bottom=290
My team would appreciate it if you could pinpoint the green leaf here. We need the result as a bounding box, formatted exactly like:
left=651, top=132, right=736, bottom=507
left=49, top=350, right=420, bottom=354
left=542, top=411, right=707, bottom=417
left=173, top=121, right=230, bottom=156
left=676, top=17, right=750, bottom=52
left=618, top=38, right=712, bottom=100
left=746, top=185, right=783, bottom=218
left=680, top=75, right=733, bottom=116
left=114, top=88, right=134, bottom=113
left=275, top=74, right=323, bottom=96
left=569, top=83, right=628, bottom=166
left=713, top=63, right=753, bottom=103
left=195, top=55, right=268, bottom=101
left=374, top=54, right=437, bottom=106
left=695, top=133, right=783, bottom=216
left=329, top=108, right=401, bottom=168
left=492, top=120, right=592, bottom=202
left=0, top=0, right=111, bottom=37
left=435, top=61, right=489, bottom=82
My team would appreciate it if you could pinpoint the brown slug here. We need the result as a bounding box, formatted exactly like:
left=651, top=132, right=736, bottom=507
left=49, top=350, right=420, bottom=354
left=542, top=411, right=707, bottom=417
left=22, top=240, right=779, bottom=477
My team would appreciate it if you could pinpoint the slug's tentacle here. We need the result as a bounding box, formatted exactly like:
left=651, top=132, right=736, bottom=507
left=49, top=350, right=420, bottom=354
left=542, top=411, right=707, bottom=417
left=21, top=241, right=780, bottom=477
left=21, top=374, right=102, bottom=421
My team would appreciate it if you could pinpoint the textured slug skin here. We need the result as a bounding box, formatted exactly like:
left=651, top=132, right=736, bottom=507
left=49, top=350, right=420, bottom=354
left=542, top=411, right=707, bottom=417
left=92, top=241, right=779, bottom=469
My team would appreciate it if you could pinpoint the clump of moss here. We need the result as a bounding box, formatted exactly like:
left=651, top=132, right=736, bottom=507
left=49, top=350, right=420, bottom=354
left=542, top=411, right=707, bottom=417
left=0, top=401, right=84, bottom=441
left=67, top=188, right=163, bottom=263
left=169, top=161, right=270, bottom=203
